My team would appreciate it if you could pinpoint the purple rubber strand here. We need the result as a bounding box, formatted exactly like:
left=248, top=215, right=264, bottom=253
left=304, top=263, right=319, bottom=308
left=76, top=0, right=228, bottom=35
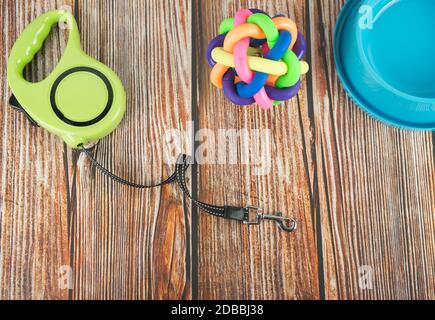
left=222, top=69, right=255, bottom=106
left=265, top=80, right=301, bottom=101
left=206, top=34, right=226, bottom=67
left=249, top=8, right=268, bottom=15
left=292, top=32, right=306, bottom=60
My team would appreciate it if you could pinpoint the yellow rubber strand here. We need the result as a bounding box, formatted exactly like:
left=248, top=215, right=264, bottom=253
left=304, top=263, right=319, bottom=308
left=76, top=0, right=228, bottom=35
left=211, top=47, right=288, bottom=76
left=300, top=61, right=309, bottom=75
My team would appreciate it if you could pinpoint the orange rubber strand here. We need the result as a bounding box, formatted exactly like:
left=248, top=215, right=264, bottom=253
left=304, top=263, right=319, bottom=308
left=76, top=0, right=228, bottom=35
left=210, top=64, right=229, bottom=88
left=272, top=17, right=298, bottom=49
left=223, top=24, right=266, bottom=53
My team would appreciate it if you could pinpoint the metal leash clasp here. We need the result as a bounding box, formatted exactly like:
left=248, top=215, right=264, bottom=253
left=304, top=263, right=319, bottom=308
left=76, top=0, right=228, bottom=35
left=243, top=206, right=297, bottom=232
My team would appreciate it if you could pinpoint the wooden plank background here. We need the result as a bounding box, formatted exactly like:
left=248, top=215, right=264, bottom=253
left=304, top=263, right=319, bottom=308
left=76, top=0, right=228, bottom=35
left=0, top=0, right=434, bottom=300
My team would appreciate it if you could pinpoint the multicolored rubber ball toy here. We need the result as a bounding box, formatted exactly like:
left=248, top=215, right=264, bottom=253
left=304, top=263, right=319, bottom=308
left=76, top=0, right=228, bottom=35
left=207, top=9, right=309, bottom=109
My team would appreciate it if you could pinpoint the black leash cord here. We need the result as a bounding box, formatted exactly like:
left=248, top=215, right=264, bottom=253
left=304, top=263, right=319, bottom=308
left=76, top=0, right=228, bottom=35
left=81, top=146, right=297, bottom=232
left=81, top=147, right=179, bottom=189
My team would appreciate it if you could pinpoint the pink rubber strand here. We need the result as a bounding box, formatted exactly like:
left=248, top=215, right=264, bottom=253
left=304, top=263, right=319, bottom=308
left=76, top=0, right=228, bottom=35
left=233, top=9, right=273, bottom=109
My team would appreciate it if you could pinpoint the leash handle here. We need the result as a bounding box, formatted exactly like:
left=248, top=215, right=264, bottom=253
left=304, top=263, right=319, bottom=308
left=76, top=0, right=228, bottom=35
left=8, top=10, right=126, bottom=148
left=8, top=10, right=80, bottom=83
left=81, top=146, right=297, bottom=232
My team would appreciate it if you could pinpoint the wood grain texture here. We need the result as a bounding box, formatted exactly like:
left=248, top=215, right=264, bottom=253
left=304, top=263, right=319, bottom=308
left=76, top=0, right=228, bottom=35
left=0, top=0, right=434, bottom=300
left=71, top=0, right=192, bottom=299
left=0, top=0, right=72, bottom=299
left=196, top=0, right=320, bottom=300
left=309, top=0, right=435, bottom=299
left=195, top=0, right=434, bottom=300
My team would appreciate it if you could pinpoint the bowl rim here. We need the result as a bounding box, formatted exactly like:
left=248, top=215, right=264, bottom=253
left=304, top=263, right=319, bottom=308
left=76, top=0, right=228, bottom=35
left=333, top=0, right=435, bottom=130
left=356, top=0, right=435, bottom=102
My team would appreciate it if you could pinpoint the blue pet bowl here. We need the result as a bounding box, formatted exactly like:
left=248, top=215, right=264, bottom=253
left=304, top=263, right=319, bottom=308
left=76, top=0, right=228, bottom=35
left=334, top=0, right=435, bottom=130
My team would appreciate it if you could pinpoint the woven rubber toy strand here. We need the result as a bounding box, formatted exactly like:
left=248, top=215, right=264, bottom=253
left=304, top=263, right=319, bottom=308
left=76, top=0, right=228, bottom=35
left=207, top=9, right=309, bottom=109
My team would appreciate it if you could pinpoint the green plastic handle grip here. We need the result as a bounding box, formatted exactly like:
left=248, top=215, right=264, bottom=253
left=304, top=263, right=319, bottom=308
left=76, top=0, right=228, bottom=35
left=9, top=11, right=79, bottom=78
left=7, top=10, right=126, bottom=147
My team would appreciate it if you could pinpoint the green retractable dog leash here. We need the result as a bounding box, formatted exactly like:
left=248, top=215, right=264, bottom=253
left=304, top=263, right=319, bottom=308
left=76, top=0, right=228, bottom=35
left=7, top=10, right=297, bottom=233
left=8, top=10, right=125, bottom=147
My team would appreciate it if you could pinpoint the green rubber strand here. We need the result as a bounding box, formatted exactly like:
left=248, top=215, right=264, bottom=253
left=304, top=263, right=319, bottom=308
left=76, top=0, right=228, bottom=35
left=276, top=50, right=301, bottom=88
left=219, top=18, right=234, bottom=34
left=246, top=13, right=279, bottom=48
